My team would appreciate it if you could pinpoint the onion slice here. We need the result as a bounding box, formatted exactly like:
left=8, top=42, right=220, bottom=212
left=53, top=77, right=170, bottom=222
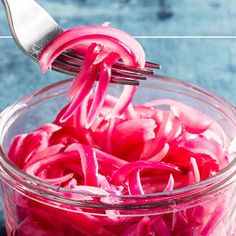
left=39, top=25, right=145, bottom=72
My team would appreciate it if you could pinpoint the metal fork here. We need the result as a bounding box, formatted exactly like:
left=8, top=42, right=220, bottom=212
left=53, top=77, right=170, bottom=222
left=2, top=0, right=161, bottom=86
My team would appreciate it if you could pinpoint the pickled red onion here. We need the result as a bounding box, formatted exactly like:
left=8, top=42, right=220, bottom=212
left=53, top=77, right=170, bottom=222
left=39, top=25, right=145, bottom=124
left=7, top=23, right=234, bottom=236
left=8, top=95, right=232, bottom=235
left=39, top=25, right=145, bottom=72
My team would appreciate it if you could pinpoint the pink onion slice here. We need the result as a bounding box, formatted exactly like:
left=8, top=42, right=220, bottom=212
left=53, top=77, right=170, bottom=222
left=189, top=157, right=200, bottom=183
left=67, top=43, right=103, bottom=99
left=144, top=99, right=213, bottom=134
left=163, top=174, right=174, bottom=192
left=109, top=85, right=137, bottom=117
left=39, top=25, right=145, bottom=72
left=59, top=43, right=102, bottom=122
left=127, top=169, right=144, bottom=195
left=65, top=143, right=99, bottom=187
left=111, top=161, right=181, bottom=185
left=86, top=52, right=120, bottom=128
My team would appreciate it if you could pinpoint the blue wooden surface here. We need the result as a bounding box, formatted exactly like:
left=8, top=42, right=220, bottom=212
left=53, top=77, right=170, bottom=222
left=0, top=0, right=236, bottom=234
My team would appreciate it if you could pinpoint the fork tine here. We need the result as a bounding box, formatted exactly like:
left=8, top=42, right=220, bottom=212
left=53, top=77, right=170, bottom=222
left=113, top=63, right=154, bottom=75
left=111, top=71, right=146, bottom=80
left=56, top=56, right=147, bottom=80
left=110, top=77, right=139, bottom=86
left=52, top=61, right=79, bottom=75
left=145, top=61, right=161, bottom=69
left=55, top=57, right=82, bottom=72
left=53, top=60, right=140, bottom=86
left=62, top=51, right=158, bottom=75
left=66, top=49, right=160, bottom=70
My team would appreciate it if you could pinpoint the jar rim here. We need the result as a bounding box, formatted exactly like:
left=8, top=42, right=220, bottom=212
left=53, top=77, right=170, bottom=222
left=1, top=75, right=236, bottom=210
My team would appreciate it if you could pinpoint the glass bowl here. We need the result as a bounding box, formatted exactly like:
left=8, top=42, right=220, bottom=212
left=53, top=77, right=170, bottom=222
left=0, top=75, right=236, bottom=235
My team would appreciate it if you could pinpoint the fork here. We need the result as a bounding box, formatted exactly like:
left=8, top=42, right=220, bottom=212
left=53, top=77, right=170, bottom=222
left=2, top=0, right=161, bottom=86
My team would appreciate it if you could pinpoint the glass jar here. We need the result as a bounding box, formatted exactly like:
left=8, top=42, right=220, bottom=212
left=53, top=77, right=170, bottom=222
left=0, top=76, right=236, bottom=236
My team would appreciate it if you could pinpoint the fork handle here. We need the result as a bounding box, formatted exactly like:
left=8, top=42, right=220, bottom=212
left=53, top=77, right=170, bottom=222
left=2, top=0, right=63, bottom=60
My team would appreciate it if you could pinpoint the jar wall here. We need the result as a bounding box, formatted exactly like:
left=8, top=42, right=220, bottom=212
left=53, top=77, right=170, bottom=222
left=1, top=79, right=236, bottom=236
left=1, top=180, right=236, bottom=236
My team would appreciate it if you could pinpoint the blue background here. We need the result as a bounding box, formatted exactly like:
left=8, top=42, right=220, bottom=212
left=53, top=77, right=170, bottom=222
left=1, top=0, right=236, bottom=235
